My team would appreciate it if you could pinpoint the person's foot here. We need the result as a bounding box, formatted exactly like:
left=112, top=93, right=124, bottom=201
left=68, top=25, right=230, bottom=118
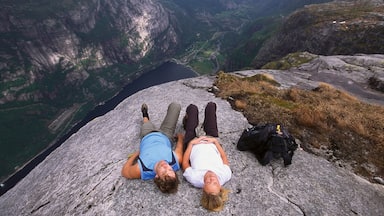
left=141, top=103, right=149, bottom=119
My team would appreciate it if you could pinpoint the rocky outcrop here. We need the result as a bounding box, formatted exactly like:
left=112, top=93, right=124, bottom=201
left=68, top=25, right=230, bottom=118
left=254, top=52, right=384, bottom=105
left=253, top=0, right=384, bottom=68
left=0, top=59, right=383, bottom=215
left=239, top=52, right=384, bottom=107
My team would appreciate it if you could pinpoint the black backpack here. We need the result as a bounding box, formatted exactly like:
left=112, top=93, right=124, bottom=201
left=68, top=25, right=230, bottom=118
left=237, top=123, right=298, bottom=166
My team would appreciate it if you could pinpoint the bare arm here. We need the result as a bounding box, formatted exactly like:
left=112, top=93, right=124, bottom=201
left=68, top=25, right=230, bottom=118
left=174, top=133, right=184, bottom=164
left=182, top=140, right=192, bottom=170
left=121, top=151, right=141, bottom=179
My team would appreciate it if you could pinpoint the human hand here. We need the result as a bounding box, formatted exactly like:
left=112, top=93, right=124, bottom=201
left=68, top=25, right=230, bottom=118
left=190, top=137, right=204, bottom=145
left=128, top=151, right=139, bottom=159
left=196, top=136, right=216, bottom=144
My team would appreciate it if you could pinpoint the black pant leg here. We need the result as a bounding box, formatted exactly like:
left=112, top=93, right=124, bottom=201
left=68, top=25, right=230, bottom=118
left=203, top=102, right=218, bottom=137
left=184, top=104, right=199, bottom=151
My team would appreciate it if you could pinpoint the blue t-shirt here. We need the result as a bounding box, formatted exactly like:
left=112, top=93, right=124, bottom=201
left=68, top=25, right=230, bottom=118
left=138, top=132, right=180, bottom=180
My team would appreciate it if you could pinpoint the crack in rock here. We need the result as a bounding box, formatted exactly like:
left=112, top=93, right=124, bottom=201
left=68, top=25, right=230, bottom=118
left=267, top=166, right=306, bottom=215
left=30, top=201, right=50, bottom=214
left=85, top=171, right=112, bottom=197
left=73, top=162, right=121, bottom=213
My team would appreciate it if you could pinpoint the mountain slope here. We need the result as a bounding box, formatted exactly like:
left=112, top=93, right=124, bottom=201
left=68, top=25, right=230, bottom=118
left=252, top=0, right=384, bottom=67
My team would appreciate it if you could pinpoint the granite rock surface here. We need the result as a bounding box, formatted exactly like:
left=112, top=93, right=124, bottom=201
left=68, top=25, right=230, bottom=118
left=1, top=55, right=384, bottom=215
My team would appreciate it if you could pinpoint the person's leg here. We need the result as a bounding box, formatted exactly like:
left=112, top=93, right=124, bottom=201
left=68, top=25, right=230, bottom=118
left=160, top=102, right=181, bottom=140
left=183, top=104, right=199, bottom=151
left=140, top=104, right=157, bottom=138
left=203, top=102, right=218, bottom=137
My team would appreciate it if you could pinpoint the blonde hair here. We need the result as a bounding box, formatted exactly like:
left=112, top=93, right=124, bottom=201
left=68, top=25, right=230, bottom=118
left=200, top=188, right=230, bottom=212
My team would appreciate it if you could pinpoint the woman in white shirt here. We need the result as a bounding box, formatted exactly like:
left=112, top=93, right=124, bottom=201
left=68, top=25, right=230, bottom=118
left=181, top=102, right=231, bottom=212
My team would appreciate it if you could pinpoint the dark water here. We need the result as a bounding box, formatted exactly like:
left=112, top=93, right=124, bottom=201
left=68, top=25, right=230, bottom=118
left=0, top=62, right=197, bottom=196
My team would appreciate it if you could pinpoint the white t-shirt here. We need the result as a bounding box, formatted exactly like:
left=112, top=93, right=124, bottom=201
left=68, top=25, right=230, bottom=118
left=183, top=143, right=232, bottom=188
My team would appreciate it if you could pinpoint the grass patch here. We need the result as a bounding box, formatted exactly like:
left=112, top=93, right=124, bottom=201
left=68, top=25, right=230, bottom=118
left=190, top=59, right=215, bottom=75
left=214, top=72, right=384, bottom=181
left=262, top=52, right=317, bottom=70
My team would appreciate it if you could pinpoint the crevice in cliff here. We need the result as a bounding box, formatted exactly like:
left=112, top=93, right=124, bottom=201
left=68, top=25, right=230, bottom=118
left=30, top=201, right=51, bottom=214
left=267, top=165, right=306, bottom=216
left=84, top=160, right=124, bottom=197
left=73, top=160, right=123, bottom=213
left=92, top=161, right=117, bottom=177
left=85, top=172, right=111, bottom=197
left=72, top=170, right=113, bottom=213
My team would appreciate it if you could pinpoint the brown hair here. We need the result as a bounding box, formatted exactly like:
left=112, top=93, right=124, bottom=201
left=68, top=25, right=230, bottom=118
left=153, top=172, right=180, bottom=193
left=201, top=188, right=230, bottom=211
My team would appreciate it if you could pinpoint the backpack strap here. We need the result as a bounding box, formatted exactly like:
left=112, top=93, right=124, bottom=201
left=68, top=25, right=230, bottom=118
left=138, top=157, right=152, bottom=171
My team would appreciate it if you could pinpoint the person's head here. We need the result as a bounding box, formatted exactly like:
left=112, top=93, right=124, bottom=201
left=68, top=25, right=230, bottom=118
left=201, top=171, right=229, bottom=211
left=153, top=160, right=179, bottom=193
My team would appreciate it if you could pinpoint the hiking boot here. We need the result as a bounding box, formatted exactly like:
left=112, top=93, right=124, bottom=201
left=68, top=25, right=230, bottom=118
left=141, top=103, right=149, bottom=119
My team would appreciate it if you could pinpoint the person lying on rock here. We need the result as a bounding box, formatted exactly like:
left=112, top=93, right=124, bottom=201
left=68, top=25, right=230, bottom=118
left=181, top=102, right=232, bottom=211
left=121, top=102, right=184, bottom=194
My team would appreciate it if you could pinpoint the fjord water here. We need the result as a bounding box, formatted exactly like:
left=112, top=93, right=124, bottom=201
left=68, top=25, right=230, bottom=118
left=0, top=62, right=197, bottom=196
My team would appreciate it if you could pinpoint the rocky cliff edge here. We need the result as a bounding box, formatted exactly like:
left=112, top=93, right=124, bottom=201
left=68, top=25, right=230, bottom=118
left=0, top=55, right=384, bottom=215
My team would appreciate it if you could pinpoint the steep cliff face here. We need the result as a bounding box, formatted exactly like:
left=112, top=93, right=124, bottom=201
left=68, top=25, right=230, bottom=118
left=253, top=0, right=384, bottom=68
left=0, top=0, right=182, bottom=183
left=0, top=0, right=178, bottom=105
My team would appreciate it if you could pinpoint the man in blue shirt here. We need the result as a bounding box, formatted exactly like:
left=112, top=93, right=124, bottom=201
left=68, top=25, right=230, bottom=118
left=121, top=102, right=184, bottom=193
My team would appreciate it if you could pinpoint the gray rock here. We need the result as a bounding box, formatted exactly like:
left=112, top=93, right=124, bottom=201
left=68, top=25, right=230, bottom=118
left=0, top=72, right=383, bottom=216
left=374, top=177, right=384, bottom=185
